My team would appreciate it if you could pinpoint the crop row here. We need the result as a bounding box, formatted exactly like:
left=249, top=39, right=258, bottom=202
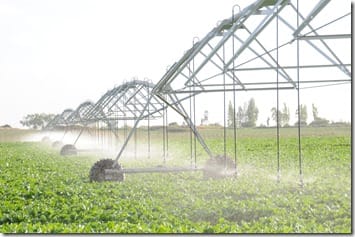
left=0, top=130, right=351, bottom=233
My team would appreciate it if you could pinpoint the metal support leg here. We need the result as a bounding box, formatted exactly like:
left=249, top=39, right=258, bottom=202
left=114, top=96, right=153, bottom=163
left=168, top=93, right=213, bottom=159
left=74, top=127, right=85, bottom=146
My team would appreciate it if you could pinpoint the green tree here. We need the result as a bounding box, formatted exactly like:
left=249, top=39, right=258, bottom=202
left=236, top=105, right=244, bottom=128
left=244, top=98, right=258, bottom=127
left=227, top=101, right=236, bottom=127
left=20, top=113, right=56, bottom=129
left=281, top=103, right=290, bottom=126
left=310, top=103, right=329, bottom=127
left=271, top=103, right=290, bottom=127
left=271, top=107, right=281, bottom=125
left=312, top=103, right=319, bottom=121
left=295, top=104, right=308, bottom=126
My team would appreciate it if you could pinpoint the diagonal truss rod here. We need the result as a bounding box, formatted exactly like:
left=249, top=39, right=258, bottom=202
left=233, top=34, right=293, bottom=86
left=242, top=26, right=296, bottom=87
left=155, top=0, right=274, bottom=91
left=288, top=3, right=351, bottom=77
left=259, top=3, right=352, bottom=78
left=124, top=85, right=145, bottom=106
left=227, top=8, right=351, bottom=80
left=182, top=1, right=272, bottom=84
left=123, top=90, right=141, bottom=118
left=155, top=88, right=213, bottom=158
left=184, top=63, right=204, bottom=89
left=132, top=90, right=152, bottom=111
left=83, top=103, right=120, bottom=139
left=118, top=93, right=139, bottom=118
left=224, top=0, right=289, bottom=69
left=292, top=0, right=331, bottom=37
left=168, top=93, right=213, bottom=158
left=85, top=90, right=116, bottom=120
left=111, top=102, right=127, bottom=116
left=106, top=86, right=131, bottom=113
left=198, top=43, right=244, bottom=86
left=114, top=95, right=155, bottom=163
left=137, top=89, right=163, bottom=116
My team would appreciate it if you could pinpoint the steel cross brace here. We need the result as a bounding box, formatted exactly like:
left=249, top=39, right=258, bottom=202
left=155, top=86, right=213, bottom=158
left=269, top=3, right=351, bottom=79
left=113, top=94, right=155, bottom=163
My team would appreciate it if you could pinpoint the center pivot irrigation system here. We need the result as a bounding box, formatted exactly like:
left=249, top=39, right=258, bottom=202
left=43, top=0, right=351, bottom=183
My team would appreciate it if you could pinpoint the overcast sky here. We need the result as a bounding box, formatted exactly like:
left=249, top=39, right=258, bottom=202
left=0, top=0, right=352, bottom=128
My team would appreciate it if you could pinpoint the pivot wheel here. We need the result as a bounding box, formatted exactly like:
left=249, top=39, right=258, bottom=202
left=52, top=141, right=63, bottom=149
left=203, top=155, right=236, bottom=179
left=89, top=159, right=124, bottom=182
left=60, top=144, right=77, bottom=156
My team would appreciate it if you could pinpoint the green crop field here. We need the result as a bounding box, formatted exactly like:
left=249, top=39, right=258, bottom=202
left=0, top=126, right=351, bottom=233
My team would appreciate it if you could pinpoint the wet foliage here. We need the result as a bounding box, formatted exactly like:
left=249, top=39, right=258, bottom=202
left=0, top=127, right=351, bottom=233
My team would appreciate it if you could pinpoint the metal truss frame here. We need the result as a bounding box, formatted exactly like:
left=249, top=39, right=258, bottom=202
left=43, top=0, right=350, bottom=179
left=45, top=108, right=74, bottom=130
left=153, top=0, right=351, bottom=161
left=66, top=101, right=95, bottom=126
left=155, top=0, right=350, bottom=94
left=84, top=79, right=164, bottom=122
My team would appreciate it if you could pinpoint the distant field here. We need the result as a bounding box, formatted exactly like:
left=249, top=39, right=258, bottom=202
left=0, top=128, right=40, bottom=142
left=0, top=125, right=350, bottom=141
left=0, top=126, right=351, bottom=233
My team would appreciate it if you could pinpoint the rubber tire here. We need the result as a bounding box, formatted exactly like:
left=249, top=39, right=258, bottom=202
left=60, top=144, right=77, bottom=156
left=89, top=159, right=124, bottom=182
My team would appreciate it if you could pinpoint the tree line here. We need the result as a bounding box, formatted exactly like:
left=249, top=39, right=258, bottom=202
left=20, top=99, right=338, bottom=129
left=228, top=98, right=259, bottom=128
left=227, top=98, right=332, bottom=128
left=20, top=113, right=56, bottom=129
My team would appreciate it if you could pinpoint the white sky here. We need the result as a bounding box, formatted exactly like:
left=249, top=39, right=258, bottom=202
left=0, top=0, right=352, bottom=128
